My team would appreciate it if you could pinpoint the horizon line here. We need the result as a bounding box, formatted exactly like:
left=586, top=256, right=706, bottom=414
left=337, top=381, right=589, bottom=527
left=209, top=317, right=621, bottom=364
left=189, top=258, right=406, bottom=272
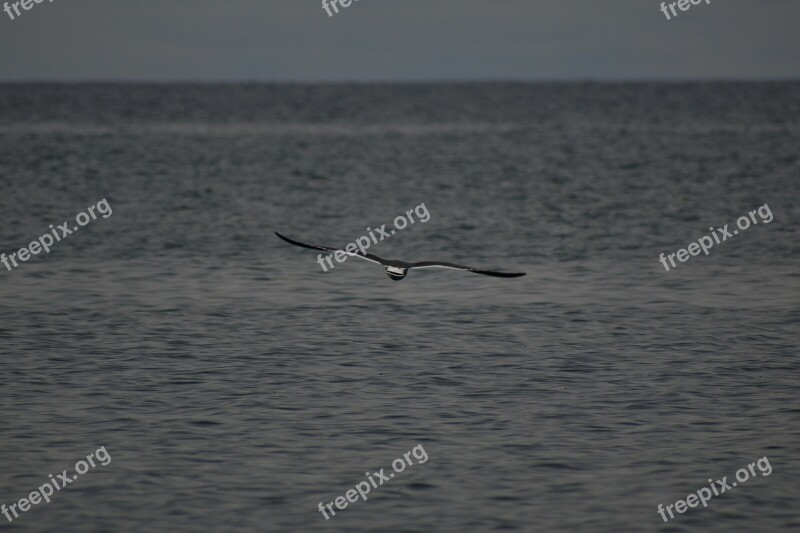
left=0, top=77, right=798, bottom=85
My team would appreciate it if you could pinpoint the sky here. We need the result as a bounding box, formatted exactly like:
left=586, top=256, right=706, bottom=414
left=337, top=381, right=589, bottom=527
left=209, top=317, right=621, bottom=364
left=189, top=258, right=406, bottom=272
left=0, top=0, right=798, bottom=81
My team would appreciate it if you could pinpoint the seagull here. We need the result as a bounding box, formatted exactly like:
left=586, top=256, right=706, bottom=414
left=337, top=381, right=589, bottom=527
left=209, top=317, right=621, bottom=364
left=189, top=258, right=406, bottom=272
left=275, top=232, right=526, bottom=281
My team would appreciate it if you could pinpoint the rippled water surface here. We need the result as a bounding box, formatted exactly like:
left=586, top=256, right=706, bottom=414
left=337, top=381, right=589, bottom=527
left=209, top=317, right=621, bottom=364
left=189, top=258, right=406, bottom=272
left=0, top=83, right=798, bottom=532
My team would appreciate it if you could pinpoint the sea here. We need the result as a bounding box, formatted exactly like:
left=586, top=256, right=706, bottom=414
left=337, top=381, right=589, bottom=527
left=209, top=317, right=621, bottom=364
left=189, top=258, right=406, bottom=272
left=0, top=82, right=798, bottom=532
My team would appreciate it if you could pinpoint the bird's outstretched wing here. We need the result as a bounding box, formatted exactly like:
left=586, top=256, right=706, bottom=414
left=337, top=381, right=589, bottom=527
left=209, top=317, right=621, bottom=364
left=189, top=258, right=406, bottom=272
left=408, top=261, right=526, bottom=277
left=275, top=232, right=387, bottom=265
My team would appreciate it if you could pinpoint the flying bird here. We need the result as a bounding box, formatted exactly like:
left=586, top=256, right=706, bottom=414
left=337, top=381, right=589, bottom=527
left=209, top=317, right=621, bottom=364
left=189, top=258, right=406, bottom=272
left=275, top=232, right=526, bottom=281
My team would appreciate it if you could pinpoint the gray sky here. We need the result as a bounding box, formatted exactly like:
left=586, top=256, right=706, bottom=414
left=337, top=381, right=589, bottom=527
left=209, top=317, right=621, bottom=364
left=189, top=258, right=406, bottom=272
left=0, top=0, right=797, bottom=81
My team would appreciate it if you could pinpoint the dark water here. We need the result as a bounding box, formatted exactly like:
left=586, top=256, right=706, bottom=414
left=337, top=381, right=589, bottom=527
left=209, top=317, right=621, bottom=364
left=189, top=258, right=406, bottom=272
left=0, top=83, right=798, bottom=532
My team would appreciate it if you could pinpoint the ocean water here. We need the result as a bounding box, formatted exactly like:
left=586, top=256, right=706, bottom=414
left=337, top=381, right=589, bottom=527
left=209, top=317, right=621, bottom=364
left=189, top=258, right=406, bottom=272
left=0, top=83, right=798, bottom=532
